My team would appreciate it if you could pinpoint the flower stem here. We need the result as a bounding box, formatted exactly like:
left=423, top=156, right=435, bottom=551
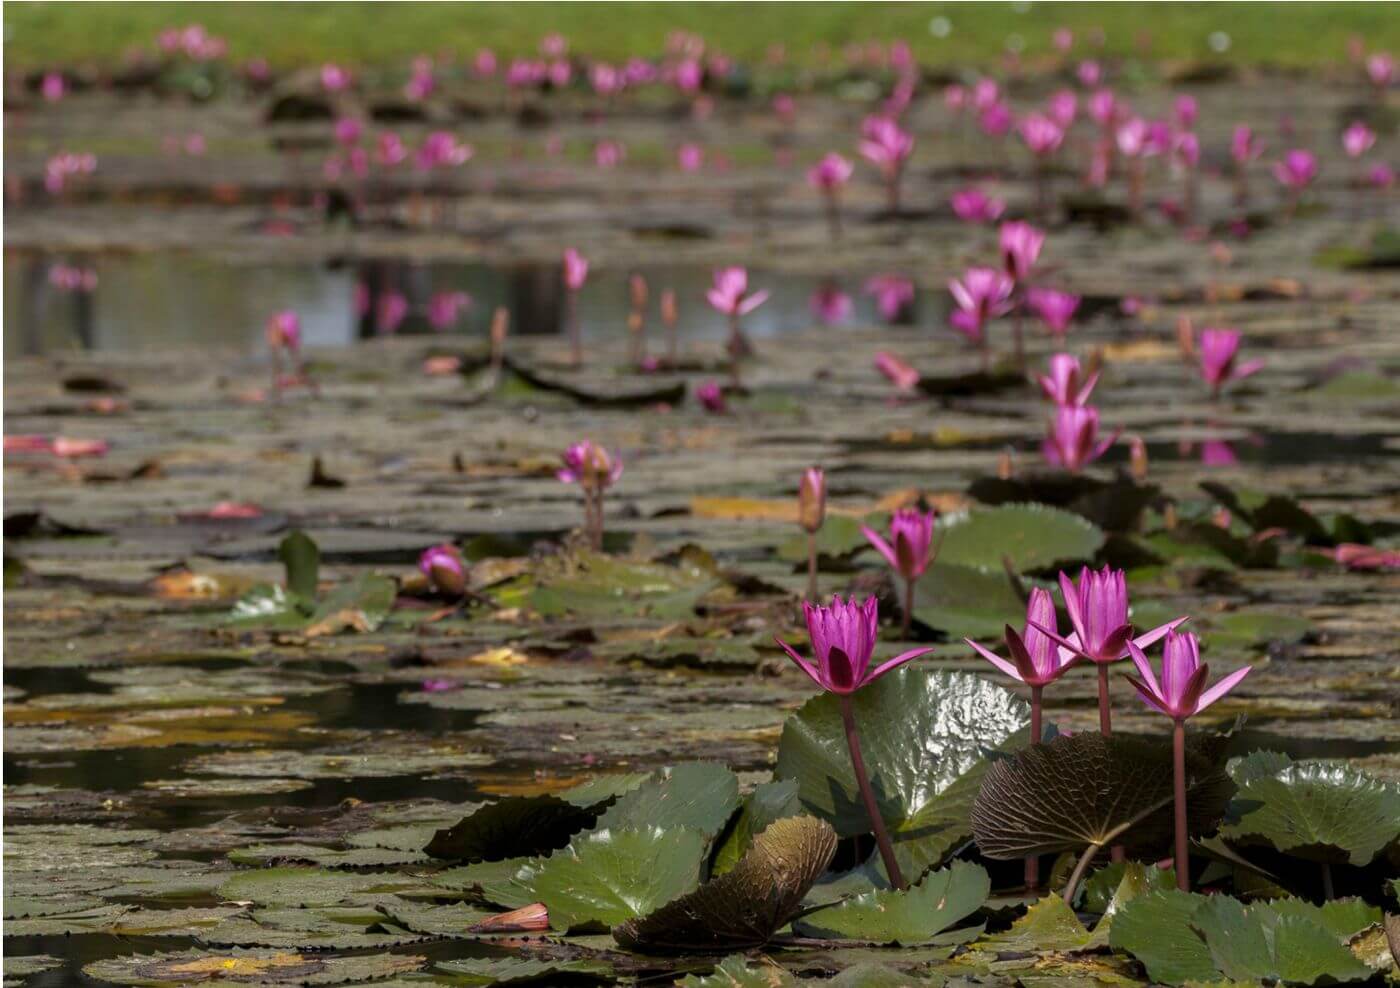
left=901, top=576, right=914, bottom=639
left=806, top=531, right=818, bottom=601
left=566, top=291, right=581, bottom=367
left=1173, top=718, right=1188, bottom=891
left=839, top=694, right=905, bottom=891
left=1101, top=663, right=1125, bottom=862
left=1063, top=841, right=1102, bottom=906
left=1026, top=685, right=1043, bottom=893
left=1320, top=861, right=1334, bottom=900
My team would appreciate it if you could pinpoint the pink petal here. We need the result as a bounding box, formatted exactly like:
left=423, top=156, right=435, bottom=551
left=965, top=637, right=1024, bottom=683
left=1026, top=618, right=1095, bottom=663
left=1127, top=641, right=1161, bottom=697
left=1233, top=359, right=1264, bottom=380
left=1130, top=616, right=1189, bottom=651
left=1193, top=665, right=1251, bottom=714
left=1124, top=673, right=1172, bottom=717
left=775, top=637, right=827, bottom=691
left=738, top=289, right=769, bottom=316
left=866, top=646, right=934, bottom=683
left=860, top=525, right=900, bottom=570
left=1058, top=571, right=1086, bottom=643
left=705, top=289, right=730, bottom=313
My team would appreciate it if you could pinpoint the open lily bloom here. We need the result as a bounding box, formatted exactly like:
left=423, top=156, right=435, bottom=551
left=706, top=266, right=769, bottom=316
left=860, top=508, right=937, bottom=581
left=776, top=596, right=932, bottom=694
left=1198, top=328, right=1263, bottom=394
left=1027, top=288, right=1080, bottom=338
left=966, top=587, right=1076, bottom=687
left=949, top=266, right=1014, bottom=342
left=807, top=151, right=854, bottom=190
left=1031, top=565, right=1188, bottom=665
left=1038, top=353, right=1098, bottom=406
left=999, top=221, right=1046, bottom=281
left=1042, top=405, right=1119, bottom=471
left=1125, top=630, right=1250, bottom=721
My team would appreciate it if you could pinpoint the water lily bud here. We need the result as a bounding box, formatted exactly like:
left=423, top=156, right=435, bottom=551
left=798, top=467, right=826, bottom=533
left=1163, top=502, right=1179, bottom=530
left=418, top=544, right=467, bottom=597
left=1176, top=316, right=1195, bottom=361
left=490, top=306, right=509, bottom=366
left=629, top=272, right=648, bottom=311
left=627, top=311, right=644, bottom=337
left=1130, top=435, right=1148, bottom=481
left=660, top=289, right=678, bottom=327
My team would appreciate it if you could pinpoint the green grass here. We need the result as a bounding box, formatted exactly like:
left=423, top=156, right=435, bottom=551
left=5, top=2, right=1397, bottom=72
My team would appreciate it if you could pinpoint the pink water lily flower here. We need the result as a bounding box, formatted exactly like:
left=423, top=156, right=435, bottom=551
left=377, top=292, right=409, bottom=335
left=320, top=64, right=352, bottom=92
left=1037, top=353, right=1098, bottom=406
left=978, top=102, right=1013, bottom=137
left=999, top=221, right=1045, bottom=282
left=861, top=509, right=937, bottom=581
left=1126, top=630, right=1249, bottom=722
left=1198, top=328, right=1263, bottom=396
left=1342, top=121, right=1376, bottom=159
left=42, top=72, right=66, bottom=102
left=1077, top=60, right=1103, bottom=88
left=50, top=436, right=110, bottom=458
left=695, top=380, right=726, bottom=413
left=428, top=291, right=472, bottom=330
left=1047, top=89, right=1078, bottom=128
left=807, top=151, right=854, bottom=190
left=1366, top=52, right=1395, bottom=88
left=1088, top=88, right=1118, bottom=128
left=949, top=267, right=1014, bottom=344
left=1173, top=94, right=1199, bottom=130
left=1231, top=124, right=1264, bottom=164
left=706, top=267, right=768, bottom=316
left=775, top=596, right=932, bottom=694
left=265, top=310, right=302, bottom=352
left=418, top=543, right=467, bottom=597
left=1273, top=149, right=1318, bottom=191
left=677, top=143, right=704, bottom=172
left=1018, top=113, right=1065, bottom=157
left=1027, top=287, right=1080, bottom=338
left=562, top=248, right=589, bottom=291
left=1042, top=405, right=1119, bottom=472
left=966, top=587, right=1076, bottom=689
left=1035, top=565, right=1187, bottom=667
left=864, top=274, right=914, bottom=322
left=950, top=188, right=1006, bottom=224
left=874, top=351, right=920, bottom=392
left=859, top=116, right=914, bottom=209
left=809, top=285, right=853, bottom=324
left=557, top=440, right=622, bottom=488
left=1326, top=543, right=1400, bottom=571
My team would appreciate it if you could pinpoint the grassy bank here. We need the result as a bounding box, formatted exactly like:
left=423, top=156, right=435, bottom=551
left=5, top=2, right=1398, bottom=72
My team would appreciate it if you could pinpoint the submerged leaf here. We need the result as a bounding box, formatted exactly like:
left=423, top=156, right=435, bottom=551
left=614, top=815, right=837, bottom=952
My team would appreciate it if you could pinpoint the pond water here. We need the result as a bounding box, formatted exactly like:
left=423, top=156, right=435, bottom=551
left=4, top=251, right=937, bottom=357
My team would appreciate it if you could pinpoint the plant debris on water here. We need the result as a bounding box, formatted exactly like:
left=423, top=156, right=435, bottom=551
left=4, top=7, right=1400, bottom=986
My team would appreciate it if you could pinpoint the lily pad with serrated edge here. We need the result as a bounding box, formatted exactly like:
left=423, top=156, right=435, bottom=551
left=615, top=815, right=837, bottom=952
left=793, top=859, right=989, bottom=945
left=1190, top=895, right=1377, bottom=986
left=1108, top=889, right=1216, bottom=985
left=933, top=504, right=1105, bottom=572
left=677, top=954, right=798, bottom=987
left=775, top=667, right=1027, bottom=841
left=81, top=948, right=424, bottom=987
left=1222, top=757, right=1400, bottom=865
left=967, top=895, right=1094, bottom=953
left=970, top=731, right=1232, bottom=859
left=216, top=867, right=436, bottom=908
left=593, top=761, right=741, bottom=839
left=430, top=857, right=541, bottom=910
left=909, top=561, right=1029, bottom=638
left=531, top=826, right=706, bottom=931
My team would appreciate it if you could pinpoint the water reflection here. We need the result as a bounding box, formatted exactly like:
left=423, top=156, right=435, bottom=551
left=4, top=252, right=940, bottom=357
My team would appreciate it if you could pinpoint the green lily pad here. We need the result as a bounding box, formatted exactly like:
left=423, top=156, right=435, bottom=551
left=304, top=574, right=396, bottom=633
left=774, top=668, right=1027, bottom=847
left=594, top=761, right=741, bottom=839
left=531, top=826, right=706, bottom=931
left=1108, top=889, right=1216, bottom=985
left=430, top=857, right=541, bottom=910
left=434, top=955, right=616, bottom=985
left=615, top=815, right=837, bottom=952
left=525, top=550, right=724, bottom=620
left=778, top=514, right=885, bottom=565
left=1221, top=756, right=1400, bottom=865
left=678, top=954, right=798, bottom=987
left=794, top=859, right=989, bottom=945
left=227, top=583, right=309, bottom=628
left=226, top=843, right=426, bottom=869
left=216, top=867, right=434, bottom=908
left=712, top=779, right=803, bottom=875
left=1191, top=896, right=1377, bottom=986
left=1080, top=861, right=1176, bottom=916
left=934, top=505, right=1105, bottom=573
left=971, top=731, right=1232, bottom=859
left=82, top=948, right=423, bottom=986
left=969, top=895, right=1094, bottom=953
left=910, top=562, right=1028, bottom=638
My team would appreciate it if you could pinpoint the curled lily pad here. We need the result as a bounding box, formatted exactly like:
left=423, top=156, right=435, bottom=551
left=775, top=668, right=1028, bottom=846
left=531, top=826, right=706, bottom=931
left=971, top=731, right=1232, bottom=859
left=614, top=815, right=837, bottom=953
left=711, top=779, right=802, bottom=875
left=1221, top=755, right=1400, bottom=865
left=793, top=859, right=989, bottom=945
left=934, top=504, right=1105, bottom=573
